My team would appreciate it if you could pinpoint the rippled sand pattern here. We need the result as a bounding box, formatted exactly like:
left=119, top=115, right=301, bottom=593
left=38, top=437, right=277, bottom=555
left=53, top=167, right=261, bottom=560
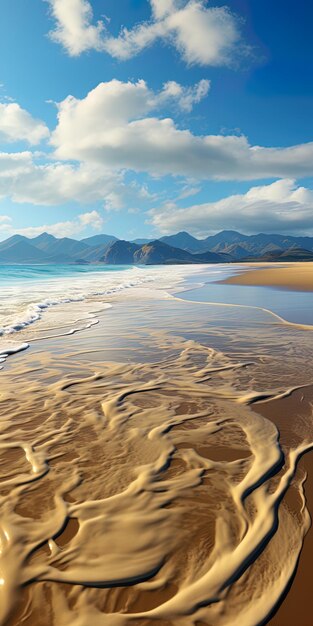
left=0, top=291, right=313, bottom=626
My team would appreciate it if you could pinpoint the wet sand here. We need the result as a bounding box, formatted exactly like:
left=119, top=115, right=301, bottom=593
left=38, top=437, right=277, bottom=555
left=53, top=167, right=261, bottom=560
left=256, top=388, right=313, bottom=626
left=223, top=262, right=313, bottom=292
left=1, top=282, right=313, bottom=626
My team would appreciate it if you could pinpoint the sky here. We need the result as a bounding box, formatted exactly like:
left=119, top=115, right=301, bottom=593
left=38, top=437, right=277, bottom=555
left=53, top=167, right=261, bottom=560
left=0, top=0, right=313, bottom=241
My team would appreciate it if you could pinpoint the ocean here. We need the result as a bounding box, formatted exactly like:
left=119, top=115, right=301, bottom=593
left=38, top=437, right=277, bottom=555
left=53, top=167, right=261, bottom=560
left=0, top=263, right=203, bottom=365
left=2, top=262, right=313, bottom=362
left=0, top=263, right=161, bottom=337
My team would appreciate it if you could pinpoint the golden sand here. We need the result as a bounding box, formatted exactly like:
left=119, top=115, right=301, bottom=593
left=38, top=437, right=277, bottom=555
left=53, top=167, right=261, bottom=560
left=223, top=261, right=313, bottom=291
left=256, top=387, right=313, bottom=626
left=1, top=289, right=313, bottom=626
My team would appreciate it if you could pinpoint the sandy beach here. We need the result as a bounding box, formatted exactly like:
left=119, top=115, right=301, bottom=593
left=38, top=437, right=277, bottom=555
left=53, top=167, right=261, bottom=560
left=0, top=265, right=312, bottom=626
left=3, top=0, right=313, bottom=623
left=223, top=262, right=313, bottom=292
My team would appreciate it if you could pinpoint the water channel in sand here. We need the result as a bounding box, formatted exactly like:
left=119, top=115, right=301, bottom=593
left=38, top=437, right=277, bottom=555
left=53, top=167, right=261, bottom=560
left=0, top=265, right=313, bottom=626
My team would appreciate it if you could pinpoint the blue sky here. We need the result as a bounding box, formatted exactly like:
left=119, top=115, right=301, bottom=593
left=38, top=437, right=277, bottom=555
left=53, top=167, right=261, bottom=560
left=0, top=0, right=313, bottom=240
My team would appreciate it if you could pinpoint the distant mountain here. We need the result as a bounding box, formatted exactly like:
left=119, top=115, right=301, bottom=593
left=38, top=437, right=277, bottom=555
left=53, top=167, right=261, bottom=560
left=101, top=240, right=141, bottom=264
left=34, top=236, right=89, bottom=258
left=194, top=249, right=232, bottom=263
left=216, top=243, right=253, bottom=260
left=131, top=238, right=152, bottom=245
left=31, top=232, right=58, bottom=251
left=134, top=240, right=198, bottom=264
left=0, top=240, right=51, bottom=263
left=101, top=239, right=228, bottom=265
left=243, top=248, right=313, bottom=262
left=81, top=234, right=118, bottom=247
left=247, top=233, right=313, bottom=252
left=73, top=244, right=113, bottom=263
left=0, top=234, right=30, bottom=251
left=0, top=233, right=90, bottom=263
left=1, top=230, right=313, bottom=264
left=158, top=230, right=313, bottom=258
left=206, top=231, right=313, bottom=257
left=157, top=229, right=313, bottom=257
left=204, top=230, right=250, bottom=248
left=0, top=233, right=127, bottom=264
left=159, top=231, right=208, bottom=253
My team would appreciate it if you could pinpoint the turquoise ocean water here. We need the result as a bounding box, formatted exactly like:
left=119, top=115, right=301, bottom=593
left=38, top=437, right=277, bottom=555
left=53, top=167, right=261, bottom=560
left=0, top=263, right=168, bottom=340
left=1, top=262, right=313, bottom=362
left=0, top=263, right=133, bottom=286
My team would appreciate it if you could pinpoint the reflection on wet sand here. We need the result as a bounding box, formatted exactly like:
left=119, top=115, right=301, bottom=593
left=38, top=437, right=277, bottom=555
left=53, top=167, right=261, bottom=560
left=0, top=289, right=313, bottom=626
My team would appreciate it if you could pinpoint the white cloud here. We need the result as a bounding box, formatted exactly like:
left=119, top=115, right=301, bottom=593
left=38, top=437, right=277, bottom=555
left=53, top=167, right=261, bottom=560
left=164, top=2, right=241, bottom=66
left=47, top=0, right=106, bottom=56
left=52, top=79, right=209, bottom=155
left=2, top=82, right=313, bottom=232
left=150, top=0, right=178, bottom=20
left=0, top=151, right=36, bottom=175
left=0, top=211, right=104, bottom=239
left=177, top=185, right=201, bottom=199
left=50, top=80, right=313, bottom=181
left=0, top=152, right=129, bottom=209
left=149, top=179, right=313, bottom=235
left=47, top=0, right=244, bottom=66
left=104, top=179, right=157, bottom=212
left=76, top=209, right=103, bottom=229
left=159, top=79, right=210, bottom=111
left=0, top=102, right=49, bottom=145
left=0, top=215, right=12, bottom=226
left=0, top=150, right=156, bottom=212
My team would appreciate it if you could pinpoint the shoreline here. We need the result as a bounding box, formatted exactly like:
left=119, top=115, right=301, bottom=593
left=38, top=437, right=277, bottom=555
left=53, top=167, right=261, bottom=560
left=1, top=268, right=313, bottom=626
left=221, top=261, right=313, bottom=292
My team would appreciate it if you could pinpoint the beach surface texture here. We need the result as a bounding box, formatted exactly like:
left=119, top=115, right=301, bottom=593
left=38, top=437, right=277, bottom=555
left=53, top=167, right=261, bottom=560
left=0, top=263, right=312, bottom=626
left=223, top=262, right=313, bottom=291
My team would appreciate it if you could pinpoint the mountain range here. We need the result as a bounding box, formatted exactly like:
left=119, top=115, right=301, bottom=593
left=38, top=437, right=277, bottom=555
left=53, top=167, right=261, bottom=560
left=1, top=230, right=313, bottom=264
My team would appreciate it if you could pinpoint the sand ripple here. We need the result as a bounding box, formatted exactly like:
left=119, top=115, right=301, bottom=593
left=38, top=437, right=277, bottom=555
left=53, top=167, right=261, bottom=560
left=0, top=328, right=312, bottom=626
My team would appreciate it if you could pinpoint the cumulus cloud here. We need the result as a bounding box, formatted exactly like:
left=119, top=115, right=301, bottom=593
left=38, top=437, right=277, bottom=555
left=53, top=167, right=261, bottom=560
left=157, top=79, right=210, bottom=111
left=47, top=0, right=243, bottom=66
left=0, top=215, right=12, bottom=227
left=0, top=211, right=104, bottom=239
left=2, top=82, right=313, bottom=231
left=150, top=0, right=178, bottom=20
left=149, top=179, right=313, bottom=235
left=0, top=151, right=35, bottom=175
left=78, top=209, right=103, bottom=229
left=0, top=151, right=144, bottom=210
left=52, top=79, right=210, bottom=157
left=47, top=0, right=106, bottom=56
left=50, top=80, right=313, bottom=181
left=0, top=102, right=49, bottom=145
left=162, top=77, right=213, bottom=111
